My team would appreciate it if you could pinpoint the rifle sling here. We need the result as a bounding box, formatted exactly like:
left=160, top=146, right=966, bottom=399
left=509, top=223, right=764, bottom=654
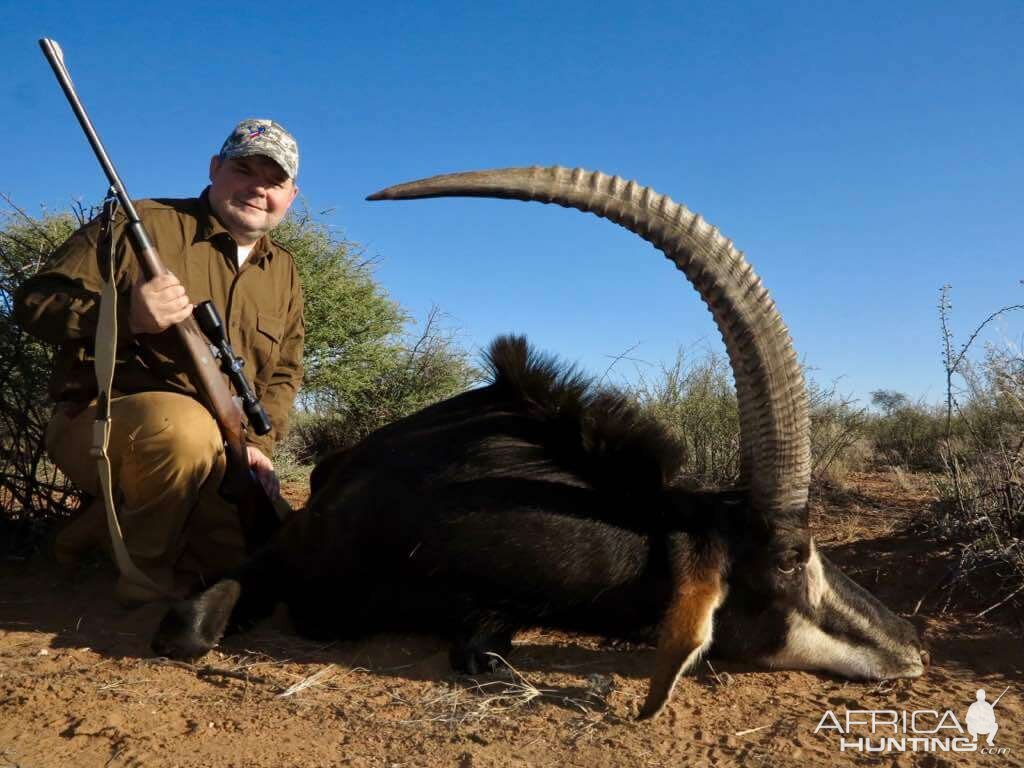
left=90, top=193, right=173, bottom=599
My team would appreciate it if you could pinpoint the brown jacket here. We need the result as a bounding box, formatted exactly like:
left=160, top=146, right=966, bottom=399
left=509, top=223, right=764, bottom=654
left=14, top=189, right=304, bottom=455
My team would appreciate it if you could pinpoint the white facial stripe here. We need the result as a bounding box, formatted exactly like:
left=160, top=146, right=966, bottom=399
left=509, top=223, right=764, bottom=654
left=765, top=609, right=924, bottom=680
left=806, top=539, right=827, bottom=610
left=822, top=579, right=878, bottom=636
left=764, top=612, right=881, bottom=678
left=818, top=562, right=914, bottom=662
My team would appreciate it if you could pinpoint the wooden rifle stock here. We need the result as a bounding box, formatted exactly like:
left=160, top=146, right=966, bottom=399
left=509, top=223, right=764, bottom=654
left=39, top=38, right=282, bottom=550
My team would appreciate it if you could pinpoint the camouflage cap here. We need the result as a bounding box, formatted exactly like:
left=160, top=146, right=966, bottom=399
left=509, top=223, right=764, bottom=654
left=219, top=118, right=299, bottom=180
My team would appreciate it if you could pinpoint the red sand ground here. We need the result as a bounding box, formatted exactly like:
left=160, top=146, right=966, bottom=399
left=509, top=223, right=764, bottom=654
left=1, top=471, right=1021, bottom=767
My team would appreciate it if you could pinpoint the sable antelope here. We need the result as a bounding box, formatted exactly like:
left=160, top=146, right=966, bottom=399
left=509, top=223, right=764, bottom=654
left=153, top=167, right=926, bottom=720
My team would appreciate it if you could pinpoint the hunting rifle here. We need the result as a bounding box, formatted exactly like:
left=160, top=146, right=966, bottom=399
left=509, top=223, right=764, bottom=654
left=39, top=38, right=283, bottom=550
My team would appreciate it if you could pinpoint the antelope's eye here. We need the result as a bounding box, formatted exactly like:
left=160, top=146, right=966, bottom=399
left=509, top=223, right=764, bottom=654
left=777, top=550, right=805, bottom=575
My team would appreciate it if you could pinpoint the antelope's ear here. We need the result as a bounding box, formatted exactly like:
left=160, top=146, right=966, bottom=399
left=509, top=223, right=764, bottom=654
left=638, top=550, right=725, bottom=720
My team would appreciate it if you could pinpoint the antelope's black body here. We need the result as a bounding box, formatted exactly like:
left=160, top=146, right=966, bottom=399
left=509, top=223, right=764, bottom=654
left=154, top=167, right=927, bottom=720
left=159, top=338, right=724, bottom=665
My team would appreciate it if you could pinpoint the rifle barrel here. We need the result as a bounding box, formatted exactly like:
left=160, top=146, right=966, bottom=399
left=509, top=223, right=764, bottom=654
left=38, top=38, right=142, bottom=224
left=991, top=686, right=1009, bottom=708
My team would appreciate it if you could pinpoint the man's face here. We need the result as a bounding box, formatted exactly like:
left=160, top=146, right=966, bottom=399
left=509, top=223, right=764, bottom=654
left=208, top=155, right=298, bottom=245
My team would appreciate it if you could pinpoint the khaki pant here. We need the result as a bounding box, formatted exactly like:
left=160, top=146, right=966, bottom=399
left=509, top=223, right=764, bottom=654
left=47, top=391, right=247, bottom=604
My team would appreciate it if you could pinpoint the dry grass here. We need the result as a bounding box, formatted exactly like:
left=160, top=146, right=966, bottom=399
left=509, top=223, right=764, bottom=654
left=277, top=663, right=338, bottom=698
left=148, top=644, right=616, bottom=732
left=397, top=654, right=548, bottom=726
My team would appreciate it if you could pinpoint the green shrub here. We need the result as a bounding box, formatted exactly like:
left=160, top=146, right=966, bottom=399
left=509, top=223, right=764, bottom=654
left=274, top=209, right=478, bottom=462
left=630, top=349, right=740, bottom=488
left=0, top=203, right=86, bottom=551
left=272, top=208, right=407, bottom=408
left=807, top=377, right=869, bottom=488
left=284, top=307, right=478, bottom=462
left=933, top=286, right=1024, bottom=617
left=867, top=389, right=947, bottom=470
left=627, top=349, right=868, bottom=490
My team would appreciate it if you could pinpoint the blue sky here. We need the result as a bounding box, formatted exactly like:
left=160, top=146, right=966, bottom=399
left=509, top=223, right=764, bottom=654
left=4, top=1, right=1021, bottom=406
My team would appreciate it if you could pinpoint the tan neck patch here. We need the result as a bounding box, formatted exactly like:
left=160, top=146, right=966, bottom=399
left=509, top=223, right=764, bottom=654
left=637, top=553, right=725, bottom=720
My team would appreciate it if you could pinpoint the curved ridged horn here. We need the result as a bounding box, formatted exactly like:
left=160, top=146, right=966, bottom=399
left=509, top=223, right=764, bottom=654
left=368, top=166, right=811, bottom=525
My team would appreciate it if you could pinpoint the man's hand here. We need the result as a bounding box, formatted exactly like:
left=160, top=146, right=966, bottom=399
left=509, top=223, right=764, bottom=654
left=128, top=272, right=193, bottom=335
left=247, top=446, right=280, bottom=500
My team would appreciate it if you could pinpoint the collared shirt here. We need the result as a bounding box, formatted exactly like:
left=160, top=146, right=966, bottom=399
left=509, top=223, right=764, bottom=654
left=14, top=188, right=304, bottom=455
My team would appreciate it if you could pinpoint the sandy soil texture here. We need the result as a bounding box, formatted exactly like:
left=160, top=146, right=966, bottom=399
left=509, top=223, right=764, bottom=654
left=1, top=471, right=1021, bottom=767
